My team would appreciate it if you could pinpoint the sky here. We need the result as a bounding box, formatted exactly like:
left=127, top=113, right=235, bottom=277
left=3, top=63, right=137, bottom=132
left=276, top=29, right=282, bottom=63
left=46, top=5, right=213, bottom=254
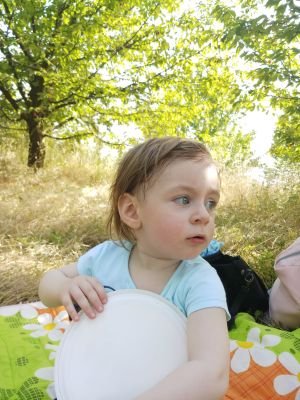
left=98, top=110, right=278, bottom=167
left=240, top=111, right=277, bottom=166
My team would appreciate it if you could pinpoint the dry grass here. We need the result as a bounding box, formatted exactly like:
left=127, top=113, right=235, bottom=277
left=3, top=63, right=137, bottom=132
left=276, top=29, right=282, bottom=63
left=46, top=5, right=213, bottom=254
left=0, top=142, right=113, bottom=305
left=0, top=142, right=299, bottom=305
left=215, top=165, right=300, bottom=287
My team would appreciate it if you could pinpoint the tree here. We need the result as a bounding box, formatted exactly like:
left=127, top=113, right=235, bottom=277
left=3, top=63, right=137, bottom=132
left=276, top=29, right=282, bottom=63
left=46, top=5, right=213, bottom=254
left=0, top=0, right=253, bottom=168
left=213, top=0, right=300, bottom=163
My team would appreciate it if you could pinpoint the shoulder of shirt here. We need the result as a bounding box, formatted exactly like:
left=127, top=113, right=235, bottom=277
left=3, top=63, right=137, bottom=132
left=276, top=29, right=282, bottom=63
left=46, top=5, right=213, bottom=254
left=182, top=255, right=215, bottom=271
left=91, top=240, right=132, bottom=253
left=80, top=240, right=132, bottom=266
left=179, top=255, right=219, bottom=283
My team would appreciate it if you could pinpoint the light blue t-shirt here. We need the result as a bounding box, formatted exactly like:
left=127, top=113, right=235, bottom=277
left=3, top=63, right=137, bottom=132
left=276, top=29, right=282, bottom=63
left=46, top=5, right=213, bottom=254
left=77, top=240, right=230, bottom=319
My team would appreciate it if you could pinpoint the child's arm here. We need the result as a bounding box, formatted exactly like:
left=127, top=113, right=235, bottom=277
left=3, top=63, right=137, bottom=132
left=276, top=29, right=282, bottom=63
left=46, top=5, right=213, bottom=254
left=38, top=263, right=107, bottom=321
left=134, top=307, right=229, bottom=400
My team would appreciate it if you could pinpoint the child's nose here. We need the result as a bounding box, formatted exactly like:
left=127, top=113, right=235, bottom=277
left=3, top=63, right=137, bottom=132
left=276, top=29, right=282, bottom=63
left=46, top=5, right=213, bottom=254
left=191, top=205, right=210, bottom=224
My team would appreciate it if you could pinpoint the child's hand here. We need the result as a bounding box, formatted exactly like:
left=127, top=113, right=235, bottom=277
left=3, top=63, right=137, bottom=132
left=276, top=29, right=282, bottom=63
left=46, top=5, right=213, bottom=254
left=60, top=275, right=107, bottom=321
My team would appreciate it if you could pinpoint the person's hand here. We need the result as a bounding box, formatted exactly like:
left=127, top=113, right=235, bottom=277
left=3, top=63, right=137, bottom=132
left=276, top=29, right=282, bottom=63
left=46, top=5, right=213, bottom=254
left=60, top=275, right=107, bottom=321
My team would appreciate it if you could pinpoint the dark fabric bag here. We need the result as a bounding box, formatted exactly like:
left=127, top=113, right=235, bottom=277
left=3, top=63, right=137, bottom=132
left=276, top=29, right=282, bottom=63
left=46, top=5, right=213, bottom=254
left=203, top=250, right=269, bottom=328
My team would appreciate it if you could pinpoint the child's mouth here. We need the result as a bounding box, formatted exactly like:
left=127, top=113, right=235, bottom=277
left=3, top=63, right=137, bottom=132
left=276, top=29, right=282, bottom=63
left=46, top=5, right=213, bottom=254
left=187, top=235, right=205, bottom=244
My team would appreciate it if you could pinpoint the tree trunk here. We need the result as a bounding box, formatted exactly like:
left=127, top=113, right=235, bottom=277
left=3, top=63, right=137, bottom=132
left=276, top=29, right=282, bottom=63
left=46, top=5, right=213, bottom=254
left=25, top=113, right=46, bottom=169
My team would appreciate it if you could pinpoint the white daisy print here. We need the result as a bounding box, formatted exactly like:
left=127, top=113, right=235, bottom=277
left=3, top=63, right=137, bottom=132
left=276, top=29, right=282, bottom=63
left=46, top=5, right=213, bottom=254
left=230, top=327, right=281, bottom=373
left=23, top=310, right=69, bottom=341
left=35, top=367, right=56, bottom=399
left=274, top=352, right=300, bottom=398
left=35, top=342, right=61, bottom=399
left=0, top=302, right=45, bottom=319
left=45, top=343, right=59, bottom=361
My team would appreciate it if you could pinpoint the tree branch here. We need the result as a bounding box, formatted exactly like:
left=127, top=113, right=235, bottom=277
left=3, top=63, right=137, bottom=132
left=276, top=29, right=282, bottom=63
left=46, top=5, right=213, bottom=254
left=1, top=0, right=34, bottom=62
left=0, top=46, right=30, bottom=105
left=108, top=3, right=160, bottom=60
left=49, top=98, right=77, bottom=111
left=43, top=132, right=124, bottom=147
left=268, top=94, right=300, bottom=102
left=43, top=131, right=125, bottom=147
left=0, top=0, right=10, bottom=17
left=43, top=132, right=91, bottom=140
left=46, top=2, right=77, bottom=60
left=0, top=124, right=26, bottom=131
left=0, top=84, right=20, bottom=111
left=52, top=116, right=75, bottom=130
left=0, top=106, right=20, bottom=121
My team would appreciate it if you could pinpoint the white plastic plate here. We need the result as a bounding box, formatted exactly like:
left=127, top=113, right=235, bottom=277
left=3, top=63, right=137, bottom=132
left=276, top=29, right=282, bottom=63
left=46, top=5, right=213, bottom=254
left=54, top=289, right=187, bottom=400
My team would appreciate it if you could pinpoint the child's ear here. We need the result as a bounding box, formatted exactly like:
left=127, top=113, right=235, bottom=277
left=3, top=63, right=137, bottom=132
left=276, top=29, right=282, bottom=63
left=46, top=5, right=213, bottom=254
left=118, top=193, right=142, bottom=230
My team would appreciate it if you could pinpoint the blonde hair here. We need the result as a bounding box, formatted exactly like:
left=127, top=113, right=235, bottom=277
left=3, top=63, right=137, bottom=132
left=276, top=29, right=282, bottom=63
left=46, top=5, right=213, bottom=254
left=107, top=137, right=213, bottom=243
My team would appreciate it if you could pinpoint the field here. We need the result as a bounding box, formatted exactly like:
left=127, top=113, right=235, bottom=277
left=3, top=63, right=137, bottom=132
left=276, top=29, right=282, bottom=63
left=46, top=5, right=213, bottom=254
left=0, top=141, right=299, bottom=306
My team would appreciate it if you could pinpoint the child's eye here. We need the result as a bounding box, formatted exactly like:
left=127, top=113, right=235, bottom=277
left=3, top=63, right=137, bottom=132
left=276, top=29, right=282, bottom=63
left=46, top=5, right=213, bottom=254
left=205, top=200, right=218, bottom=211
left=174, top=196, right=190, bottom=205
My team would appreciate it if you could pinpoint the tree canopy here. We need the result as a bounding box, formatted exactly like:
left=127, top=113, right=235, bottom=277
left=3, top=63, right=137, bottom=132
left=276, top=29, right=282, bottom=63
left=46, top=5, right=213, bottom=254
left=0, top=0, right=254, bottom=168
left=1, top=0, right=299, bottom=167
left=213, top=0, right=300, bottom=163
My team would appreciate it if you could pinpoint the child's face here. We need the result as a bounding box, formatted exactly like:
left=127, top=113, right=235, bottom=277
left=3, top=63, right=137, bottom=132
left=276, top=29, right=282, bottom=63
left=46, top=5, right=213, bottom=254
left=134, top=157, right=220, bottom=261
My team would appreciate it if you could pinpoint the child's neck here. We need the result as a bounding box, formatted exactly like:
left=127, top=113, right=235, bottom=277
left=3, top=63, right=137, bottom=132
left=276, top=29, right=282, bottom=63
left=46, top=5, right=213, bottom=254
left=128, top=245, right=181, bottom=294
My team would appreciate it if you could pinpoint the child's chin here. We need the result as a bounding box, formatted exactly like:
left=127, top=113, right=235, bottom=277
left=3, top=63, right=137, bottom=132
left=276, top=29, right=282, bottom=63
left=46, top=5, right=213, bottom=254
left=183, top=249, right=205, bottom=260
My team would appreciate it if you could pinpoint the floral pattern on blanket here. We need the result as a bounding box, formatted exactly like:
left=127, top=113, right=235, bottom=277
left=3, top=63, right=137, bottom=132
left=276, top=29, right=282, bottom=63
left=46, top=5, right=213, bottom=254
left=0, top=302, right=68, bottom=399
left=0, top=304, right=299, bottom=400
left=227, top=313, right=300, bottom=400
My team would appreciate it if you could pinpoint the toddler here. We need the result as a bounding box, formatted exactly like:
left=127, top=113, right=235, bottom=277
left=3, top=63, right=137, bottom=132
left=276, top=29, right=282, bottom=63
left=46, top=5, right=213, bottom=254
left=39, top=137, right=230, bottom=400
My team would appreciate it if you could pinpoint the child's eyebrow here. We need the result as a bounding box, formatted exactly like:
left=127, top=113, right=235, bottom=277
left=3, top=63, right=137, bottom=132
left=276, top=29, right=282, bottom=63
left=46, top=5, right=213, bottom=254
left=208, top=189, right=221, bottom=198
left=168, top=185, right=220, bottom=198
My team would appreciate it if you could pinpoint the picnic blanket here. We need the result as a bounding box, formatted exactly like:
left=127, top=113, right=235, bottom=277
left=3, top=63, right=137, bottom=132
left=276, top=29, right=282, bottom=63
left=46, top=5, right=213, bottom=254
left=0, top=302, right=299, bottom=399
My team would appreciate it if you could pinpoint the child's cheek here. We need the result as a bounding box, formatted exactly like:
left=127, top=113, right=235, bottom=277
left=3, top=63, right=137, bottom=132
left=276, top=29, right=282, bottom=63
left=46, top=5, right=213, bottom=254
left=156, top=218, right=184, bottom=237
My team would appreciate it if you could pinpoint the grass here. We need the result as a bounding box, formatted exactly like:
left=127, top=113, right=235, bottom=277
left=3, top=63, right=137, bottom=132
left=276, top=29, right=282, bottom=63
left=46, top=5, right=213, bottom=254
left=0, top=140, right=299, bottom=305
left=216, top=165, right=299, bottom=287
